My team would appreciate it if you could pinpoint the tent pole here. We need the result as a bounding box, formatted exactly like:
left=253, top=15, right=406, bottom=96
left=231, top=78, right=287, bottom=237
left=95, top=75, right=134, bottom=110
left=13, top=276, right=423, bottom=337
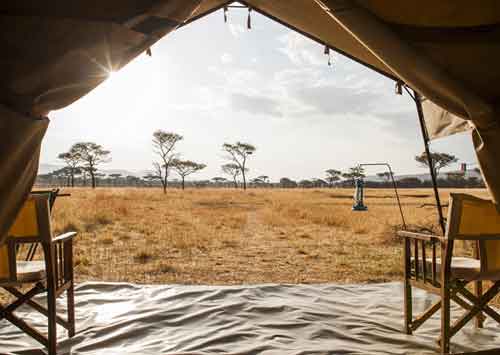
left=413, top=90, right=446, bottom=235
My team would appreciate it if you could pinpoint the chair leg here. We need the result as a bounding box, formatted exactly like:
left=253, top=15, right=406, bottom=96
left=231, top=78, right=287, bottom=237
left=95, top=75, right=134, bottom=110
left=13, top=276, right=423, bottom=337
left=474, top=281, right=484, bottom=328
left=404, top=279, right=412, bottom=334
left=403, top=238, right=413, bottom=334
left=440, top=285, right=451, bottom=354
left=47, top=284, right=57, bottom=355
left=44, top=243, right=58, bottom=355
left=67, top=281, right=75, bottom=337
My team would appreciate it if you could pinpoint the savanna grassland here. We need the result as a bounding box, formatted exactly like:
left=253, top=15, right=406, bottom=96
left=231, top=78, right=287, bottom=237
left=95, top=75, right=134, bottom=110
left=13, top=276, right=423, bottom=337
left=41, top=187, right=489, bottom=285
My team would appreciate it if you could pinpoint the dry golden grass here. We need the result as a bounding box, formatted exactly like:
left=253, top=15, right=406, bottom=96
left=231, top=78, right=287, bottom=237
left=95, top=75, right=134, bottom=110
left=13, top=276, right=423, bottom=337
left=36, top=187, right=488, bottom=285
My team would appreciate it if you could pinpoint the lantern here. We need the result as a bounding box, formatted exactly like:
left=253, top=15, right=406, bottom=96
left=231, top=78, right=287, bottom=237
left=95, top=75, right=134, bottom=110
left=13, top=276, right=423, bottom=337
left=352, top=178, right=368, bottom=211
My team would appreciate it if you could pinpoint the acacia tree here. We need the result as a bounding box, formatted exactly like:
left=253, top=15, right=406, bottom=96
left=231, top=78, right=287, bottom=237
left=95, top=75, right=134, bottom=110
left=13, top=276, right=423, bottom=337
left=342, top=166, right=365, bottom=186
left=152, top=162, right=167, bottom=191
left=222, top=142, right=256, bottom=190
left=446, top=172, right=466, bottom=186
left=257, top=175, right=270, bottom=184
left=71, top=142, right=111, bottom=188
left=325, top=169, right=342, bottom=187
left=58, top=149, right=81, bottom=187
left=377, top=171, right=394, bottom=185
left=222, top=163, right=242, bottom=188
left=415, top=151, right=458, bottom=177
left=212, top=177, right=227, bottom=187
left=152, top=130, right=183, bottom=193
left=171, top=159, right=206, bottom=190
left=109, top=173, right=122, bottom=186
left=52, top=167, right=73, bottom=187
left=143, top=173, right=157, bottom=187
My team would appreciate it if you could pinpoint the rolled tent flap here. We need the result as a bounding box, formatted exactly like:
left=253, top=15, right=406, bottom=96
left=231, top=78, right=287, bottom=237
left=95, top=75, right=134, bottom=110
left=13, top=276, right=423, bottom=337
left=473, top=125, right=500, bottom=207
left=0, top=106, right=48, bottom=245
left=421, top=98, right=472, bottom=141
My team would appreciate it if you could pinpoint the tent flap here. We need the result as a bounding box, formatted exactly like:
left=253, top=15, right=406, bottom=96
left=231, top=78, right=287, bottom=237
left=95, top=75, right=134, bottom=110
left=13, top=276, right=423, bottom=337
left=421, top=98, right=472, bottom=141
left=0, top=105, right=48, bottom=244
left=474, top=127, right=500, bottom=208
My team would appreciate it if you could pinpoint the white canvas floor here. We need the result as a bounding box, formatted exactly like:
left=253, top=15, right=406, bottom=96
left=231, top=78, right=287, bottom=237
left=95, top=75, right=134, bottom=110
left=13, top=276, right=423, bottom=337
left=1, top=282, right=499, bottom=354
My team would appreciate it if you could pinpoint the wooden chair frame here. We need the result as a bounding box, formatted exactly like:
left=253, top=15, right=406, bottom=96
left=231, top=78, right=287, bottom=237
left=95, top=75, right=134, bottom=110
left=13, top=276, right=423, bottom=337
left=0, top=193, right=77, bottom=355
left=398, top=193, right=500, bottom=354
left=23, top=188, right=61, bottom=261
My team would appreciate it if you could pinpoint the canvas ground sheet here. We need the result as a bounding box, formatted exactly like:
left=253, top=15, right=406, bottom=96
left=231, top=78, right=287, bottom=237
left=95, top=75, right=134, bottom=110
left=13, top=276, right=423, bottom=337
left=1, top=282, right=500, bottom=354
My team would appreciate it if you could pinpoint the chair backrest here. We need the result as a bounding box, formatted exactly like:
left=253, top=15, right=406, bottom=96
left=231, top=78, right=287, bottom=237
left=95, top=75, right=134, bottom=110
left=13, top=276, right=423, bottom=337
left=446, top=193, right=500, bottom=274
left=0, top=194, right=51, bottom=281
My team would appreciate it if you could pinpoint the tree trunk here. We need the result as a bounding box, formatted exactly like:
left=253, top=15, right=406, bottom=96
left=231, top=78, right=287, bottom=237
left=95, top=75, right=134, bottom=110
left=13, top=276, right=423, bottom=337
left=242, top=170, right=246, bottom=190
left=181, top=177, right=185, bottom=190
left=90, top=172, right=96, bottom=188
left=233, top=177, right=238, bottom=189
left=163, top=172, right=168, bottom=193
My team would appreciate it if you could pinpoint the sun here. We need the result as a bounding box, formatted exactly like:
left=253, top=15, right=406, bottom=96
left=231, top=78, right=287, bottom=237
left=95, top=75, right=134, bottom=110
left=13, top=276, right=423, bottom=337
left=106, top=70, right=117, bottom=80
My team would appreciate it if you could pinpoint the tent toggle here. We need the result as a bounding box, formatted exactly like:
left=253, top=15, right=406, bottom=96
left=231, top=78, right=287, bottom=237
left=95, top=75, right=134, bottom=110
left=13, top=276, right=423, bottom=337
left=324, top=45, right=332, bottom=66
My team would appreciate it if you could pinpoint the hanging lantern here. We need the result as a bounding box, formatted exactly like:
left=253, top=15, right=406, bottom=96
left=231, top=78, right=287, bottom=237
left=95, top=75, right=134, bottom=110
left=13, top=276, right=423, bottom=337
left=352, top=178, right=368, bottom=211
left=223, top=6, right=228, bottom=23
left=247, top=7, right=252, bottom=29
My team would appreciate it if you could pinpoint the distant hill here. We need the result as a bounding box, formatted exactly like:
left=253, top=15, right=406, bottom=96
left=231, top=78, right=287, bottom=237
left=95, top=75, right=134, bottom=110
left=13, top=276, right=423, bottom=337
left=38, top=163, right=62, bottom=174
left=366, top=170, right=482, bottom=182
left=38, top=163, right=149, bottom=178
left=39, top=163, right=481, bottom=183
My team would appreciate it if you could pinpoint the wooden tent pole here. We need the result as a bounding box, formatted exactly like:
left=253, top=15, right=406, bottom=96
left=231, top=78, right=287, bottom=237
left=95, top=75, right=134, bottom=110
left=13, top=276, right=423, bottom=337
left=413, top=90, right=446, bottom=235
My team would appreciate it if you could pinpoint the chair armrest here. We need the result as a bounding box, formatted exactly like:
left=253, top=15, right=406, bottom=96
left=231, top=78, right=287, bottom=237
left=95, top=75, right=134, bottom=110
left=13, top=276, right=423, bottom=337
left=52, top=232, right=77, bottom=243
left=454, top=234, right=500, bottom=241
left=397, top=231, right=444, bottom=242
left=6, top=236, right=42, bottom=244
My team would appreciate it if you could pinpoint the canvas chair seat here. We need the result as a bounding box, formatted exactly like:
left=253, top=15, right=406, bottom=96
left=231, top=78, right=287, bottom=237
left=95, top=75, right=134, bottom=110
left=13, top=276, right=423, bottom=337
left=411, top=256, right=500, bottom=281
left=15, top=260, right=46, bottom=283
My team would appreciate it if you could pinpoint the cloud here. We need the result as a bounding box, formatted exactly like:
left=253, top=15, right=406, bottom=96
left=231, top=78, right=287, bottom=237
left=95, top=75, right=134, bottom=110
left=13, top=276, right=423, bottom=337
left=228, top=23, right=245, bottom=38
left=230, top=93, right=282, bottom=117
left=220, top=53, right=233, bottom=64
left=291, top=85, right=380, bottom=115
left=371, top=109, right=420, bottom=140
left=277, top=31, right=326, bottom=67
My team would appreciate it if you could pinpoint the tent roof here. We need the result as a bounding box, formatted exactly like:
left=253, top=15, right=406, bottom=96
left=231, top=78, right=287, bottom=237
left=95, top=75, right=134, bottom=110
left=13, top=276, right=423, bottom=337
left=2, top=1, right=499, bottom=116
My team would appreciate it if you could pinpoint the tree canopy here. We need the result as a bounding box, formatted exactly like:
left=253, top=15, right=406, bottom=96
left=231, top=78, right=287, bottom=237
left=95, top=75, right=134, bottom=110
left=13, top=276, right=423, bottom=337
left=415, top=151, right=458, bottom=176
left=222, top=142, right=256, bottom=190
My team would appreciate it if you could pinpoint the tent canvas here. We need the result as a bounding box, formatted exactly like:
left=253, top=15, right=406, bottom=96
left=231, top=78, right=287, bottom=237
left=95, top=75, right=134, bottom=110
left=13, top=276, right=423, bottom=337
left=2, top=282, right=500, bottom=354
left=1, top=2, right=500, bottom=239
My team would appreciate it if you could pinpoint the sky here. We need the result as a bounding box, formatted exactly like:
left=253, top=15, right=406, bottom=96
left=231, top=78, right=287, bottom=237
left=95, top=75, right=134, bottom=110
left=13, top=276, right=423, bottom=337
left=41, top=7, right=478, bottom=181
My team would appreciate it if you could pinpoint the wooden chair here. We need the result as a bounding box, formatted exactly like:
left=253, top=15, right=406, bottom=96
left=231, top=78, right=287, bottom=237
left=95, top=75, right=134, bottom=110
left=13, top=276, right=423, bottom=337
left=399, top=193, right=500, bottom=354
left=21, top=188, right=60, bottom=262
left=0, top=193, right=77, bottom=355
